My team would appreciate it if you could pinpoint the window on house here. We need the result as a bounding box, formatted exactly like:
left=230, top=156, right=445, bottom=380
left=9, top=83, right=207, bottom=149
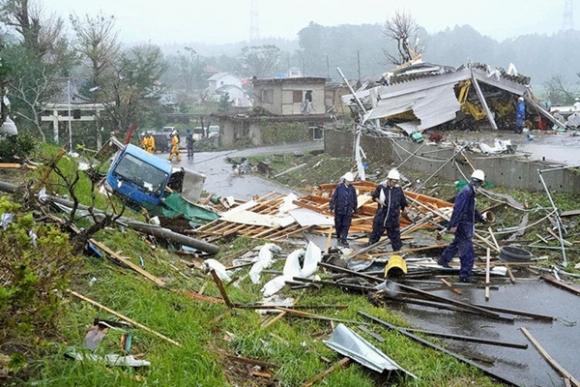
left=293, top=90, right=303, bottom=103
left=261, top=89, right=273, bottom=104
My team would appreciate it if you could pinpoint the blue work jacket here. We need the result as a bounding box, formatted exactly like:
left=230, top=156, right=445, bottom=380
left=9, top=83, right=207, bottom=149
left=372, top=184, right=408, bottom=226
left=448, top=184, right=484, bottom=230
left=330, top=183, right=358, bottom=216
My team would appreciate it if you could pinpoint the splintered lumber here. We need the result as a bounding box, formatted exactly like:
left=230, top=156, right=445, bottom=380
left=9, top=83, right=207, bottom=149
left=210, top=270, right=234, bottom=308
left=485, top=248, right=491, bottom=302
left=520, top=327, right=580, bottom=387
left=181, top=290, right=224, bottom=305
left=541, top=275, right=580, bottom=296
left=359, top=312, right=519, bottom=386
left=301, top=357, right=351, bottom=387
left=89, top=239, right=166, bottom=287
left=0, top=163, right=24, bottom=169
left=67, top=290, right=181, bottom=347
left=403, top=327, right=528, bottom=349
left=274, top=163, right=307, bottom=178
left=440, top=278, right=462, bottom=295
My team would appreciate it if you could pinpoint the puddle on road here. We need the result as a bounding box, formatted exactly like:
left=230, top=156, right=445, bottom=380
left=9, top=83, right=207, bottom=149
left=391, top=280, right=580, bottom=386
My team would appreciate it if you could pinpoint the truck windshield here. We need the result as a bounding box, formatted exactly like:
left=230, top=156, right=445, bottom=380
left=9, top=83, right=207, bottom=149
left=115, top=153, right=168, bottom=194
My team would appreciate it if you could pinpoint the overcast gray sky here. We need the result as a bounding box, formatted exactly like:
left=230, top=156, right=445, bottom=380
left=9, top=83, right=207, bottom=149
left=48, top=0, right=571, bottom=45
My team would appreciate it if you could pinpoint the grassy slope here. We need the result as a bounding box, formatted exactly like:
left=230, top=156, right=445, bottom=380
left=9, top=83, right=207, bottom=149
left=30, top=230, right=499, bottom=386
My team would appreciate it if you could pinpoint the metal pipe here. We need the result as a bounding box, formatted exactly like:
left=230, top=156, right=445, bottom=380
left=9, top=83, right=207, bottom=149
left=537, top=170, right=567, bottom=266
left=359, top=312, right=519, bottom=386
left=403, top=327, right=528, bottom=349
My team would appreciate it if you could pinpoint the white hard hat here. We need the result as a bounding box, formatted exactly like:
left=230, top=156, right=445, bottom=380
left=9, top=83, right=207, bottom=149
left=343, top=172, right=355, bottom=182
left=471, top=169, right=485, bottom=182
left=518, top=97, right=524, bottom=101
left=387, top=168, right=400, bottom=180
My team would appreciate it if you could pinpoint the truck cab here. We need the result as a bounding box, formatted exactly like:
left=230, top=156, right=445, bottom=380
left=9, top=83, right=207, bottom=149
left=106, top=144, right=172, bottom=207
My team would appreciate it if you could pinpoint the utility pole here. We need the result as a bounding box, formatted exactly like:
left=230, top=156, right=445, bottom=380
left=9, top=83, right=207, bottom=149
left=326, top=55, right=330, bottom=79
left=357, top=50, right=361, bottom=83
left=67, top=79, right=72, bottom=153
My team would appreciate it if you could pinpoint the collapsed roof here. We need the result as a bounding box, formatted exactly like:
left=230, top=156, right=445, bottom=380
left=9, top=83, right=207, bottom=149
left=342, top=62, right=565, bottom=134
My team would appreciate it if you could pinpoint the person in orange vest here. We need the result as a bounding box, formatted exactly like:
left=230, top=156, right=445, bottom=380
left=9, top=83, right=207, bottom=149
left=168, top=130, right=181, bottom=162
left=143, top=132, right=156, bottom=153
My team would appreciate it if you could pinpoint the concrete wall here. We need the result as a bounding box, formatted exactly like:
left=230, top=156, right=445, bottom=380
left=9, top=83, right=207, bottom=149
left=324, top=129, right=580, bottom=194
left=253, top=81, right=325, bottom=116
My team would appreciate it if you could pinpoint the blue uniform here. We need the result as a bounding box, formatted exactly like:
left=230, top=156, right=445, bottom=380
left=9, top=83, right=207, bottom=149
left=330, top=182, right=358, bottom=244
left=439, top=184, right=484, bottom=281
left=369, top=184, right=407, bottom=250
left=515, top=99, right=526, bottom=133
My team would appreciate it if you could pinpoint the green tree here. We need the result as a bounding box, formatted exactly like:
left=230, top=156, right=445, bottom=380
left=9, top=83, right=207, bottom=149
left=105, top=44, right=167, bottom=134
left=240, top=44, right=280, bottom=77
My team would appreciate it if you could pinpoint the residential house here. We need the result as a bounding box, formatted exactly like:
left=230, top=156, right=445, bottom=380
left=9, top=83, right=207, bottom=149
left=252, top=77, right=326, bottom=115
left=207, top=72, right=251, bottom=108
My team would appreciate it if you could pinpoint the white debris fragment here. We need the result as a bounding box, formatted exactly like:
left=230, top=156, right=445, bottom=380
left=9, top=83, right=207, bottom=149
left=203, top=259, right=232, bottom=283
left=249, top=243, right=281, bottom=284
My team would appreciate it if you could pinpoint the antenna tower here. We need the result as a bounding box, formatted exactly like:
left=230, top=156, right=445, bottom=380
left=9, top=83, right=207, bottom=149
left=250, top=0, right=260, bottom=44
left=563, top=0, right=574, bottom=30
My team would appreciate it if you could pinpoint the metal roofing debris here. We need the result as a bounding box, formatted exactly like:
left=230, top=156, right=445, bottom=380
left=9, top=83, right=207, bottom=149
left=325, top=324, right=417, bottom=378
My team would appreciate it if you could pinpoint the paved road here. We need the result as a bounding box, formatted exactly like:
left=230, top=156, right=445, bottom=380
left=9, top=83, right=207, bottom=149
left=169, top=141, right=324, bottom=200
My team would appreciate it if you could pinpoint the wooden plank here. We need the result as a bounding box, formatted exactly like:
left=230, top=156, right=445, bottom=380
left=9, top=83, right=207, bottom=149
left=485, top=248, right=491, bottom=302
left=521, top=327, right=580, bottom=387
left=440, top=278, right=462, bottom=295
left=68, top=290, right=181, bottom=347
left=210, top=270, right=234, bottom=308
left=90, top=239, right=166, bottom=287
left=541, top=275, right=580, bottom=296
left=301, top=357, right=351, bottom=387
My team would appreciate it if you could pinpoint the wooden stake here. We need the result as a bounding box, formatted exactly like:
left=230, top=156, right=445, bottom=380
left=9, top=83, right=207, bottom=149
left=67, top=290, right=181, bottom=347
left=440, top=278, right=462, bottom=295
left=488, top=227, right=501, bottom=252
left=520, top=327, right=580, bottom=387
left=485, top=248, right=491, bottom=302
left=210, top=270, right=234, bottom=308
left=90, top=239, right=166, bottom=287
left=302, top=357, right=351, bottom=387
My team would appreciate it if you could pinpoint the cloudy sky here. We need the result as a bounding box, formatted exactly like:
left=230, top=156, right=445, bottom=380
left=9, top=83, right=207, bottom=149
left=48, top=0, right=571, bottom=44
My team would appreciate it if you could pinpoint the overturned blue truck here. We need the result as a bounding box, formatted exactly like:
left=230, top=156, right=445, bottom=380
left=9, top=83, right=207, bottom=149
left=105, top=143, right=218, bottom=229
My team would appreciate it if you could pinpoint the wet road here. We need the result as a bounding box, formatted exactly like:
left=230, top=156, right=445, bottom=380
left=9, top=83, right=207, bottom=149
left=392, top=278, right=580, bottom=386
left=168, top=141, right=324, bottom=200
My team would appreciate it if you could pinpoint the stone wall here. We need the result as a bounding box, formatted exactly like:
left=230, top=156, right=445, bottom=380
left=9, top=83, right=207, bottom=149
left=324, top=129, right=580, bottom=194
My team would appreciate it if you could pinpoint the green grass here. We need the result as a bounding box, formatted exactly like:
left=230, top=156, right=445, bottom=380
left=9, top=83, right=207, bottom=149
left=25, top=228, right=501, bottom=386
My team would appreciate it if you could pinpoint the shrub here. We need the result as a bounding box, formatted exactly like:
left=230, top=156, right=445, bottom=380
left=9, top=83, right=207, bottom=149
left=0, top=197, right=80, bottom=353
left=0, top=134, right=35, bottom=162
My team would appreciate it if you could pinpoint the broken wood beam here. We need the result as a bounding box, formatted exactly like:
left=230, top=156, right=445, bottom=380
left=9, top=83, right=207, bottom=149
left=520, top=327, right=580, bottom=387
left=67, top=290, right=181, bottom=347
left=89, top=239, right=166, bottom=287
left=541, top=275, right=580, bottom=296
left=440, top=278, right=462, bottom=295
left=359, top=311, right=518, bottom=386
left=210, top=270, right=234, bottom=308
left=301, top=357, right=351, bottom=387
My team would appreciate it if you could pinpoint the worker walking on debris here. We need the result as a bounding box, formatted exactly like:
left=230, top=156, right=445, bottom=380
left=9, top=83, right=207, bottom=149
left=168, top=130, right=181, bottom=162
left=368, top=169, right=408, bottom=251
left=515, top=97, right=526, bottom=134
left=438, top=169, right=488, bottom=282
left=330, top=172, right=357, bottom=247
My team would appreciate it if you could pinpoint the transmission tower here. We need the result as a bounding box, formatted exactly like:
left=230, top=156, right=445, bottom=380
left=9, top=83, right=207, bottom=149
left=249, top=0, right=260, bottom=44
left=563, top=0, right=574, bottom=31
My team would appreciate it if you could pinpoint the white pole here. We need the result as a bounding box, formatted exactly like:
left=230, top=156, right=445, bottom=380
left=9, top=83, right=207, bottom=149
left=67, top=79, right=72, bottom=152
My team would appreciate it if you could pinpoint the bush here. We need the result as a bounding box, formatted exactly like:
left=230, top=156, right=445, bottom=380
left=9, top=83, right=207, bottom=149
left=0, top=197, right=80, bottom=354
left=0, top=134, right=35, bottom=162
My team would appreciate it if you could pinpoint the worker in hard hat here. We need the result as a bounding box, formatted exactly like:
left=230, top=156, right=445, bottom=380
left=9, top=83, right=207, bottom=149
left=168, top=130, right=181, bottom=162
left=329, top=172, right=358, bottom=247
left=368, top=168, right=408, bottom=251
left=438, top=169, right=488, bottom=282
left=515, top=96, right=526, bottom=134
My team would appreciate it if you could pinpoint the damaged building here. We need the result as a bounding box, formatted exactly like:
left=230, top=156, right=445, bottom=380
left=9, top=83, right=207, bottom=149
left=216, top=77, right=334, bottom=147
left=343, top=62, right=565, bottom=135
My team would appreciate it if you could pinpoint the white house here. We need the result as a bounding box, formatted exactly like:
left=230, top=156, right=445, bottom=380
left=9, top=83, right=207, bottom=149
left=207, top=72, right=242, bottom=94
left=207, top=72, right=251, bottom=108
